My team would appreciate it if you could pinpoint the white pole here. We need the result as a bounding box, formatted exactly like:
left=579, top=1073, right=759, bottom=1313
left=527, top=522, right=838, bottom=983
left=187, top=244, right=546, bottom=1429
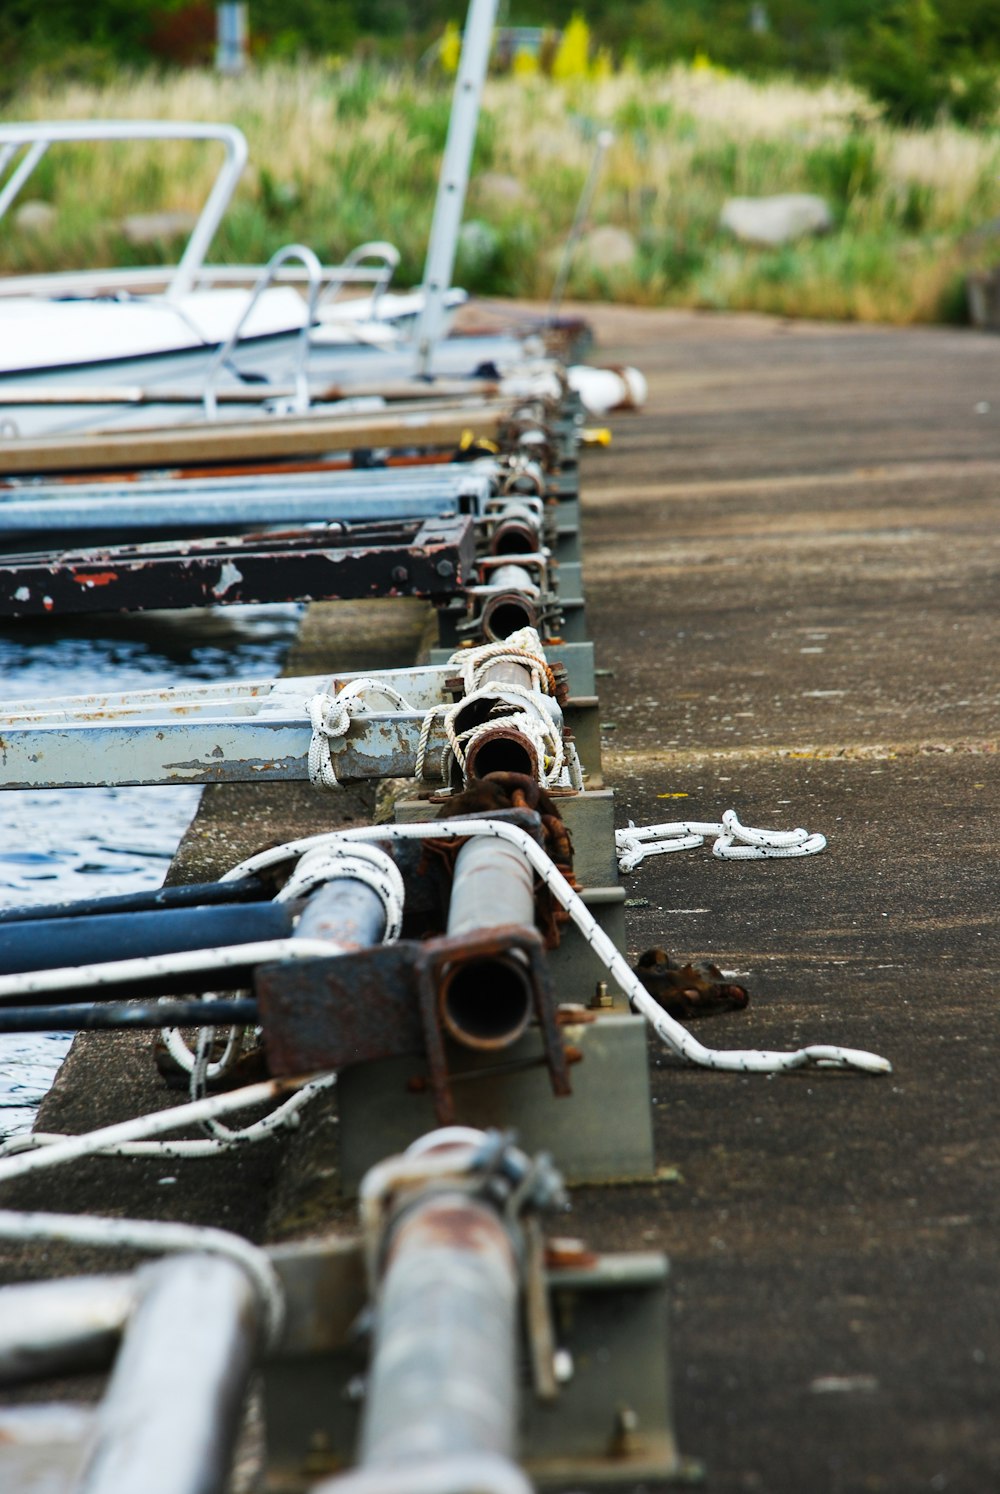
left=412, top=0, right=498, bottom=376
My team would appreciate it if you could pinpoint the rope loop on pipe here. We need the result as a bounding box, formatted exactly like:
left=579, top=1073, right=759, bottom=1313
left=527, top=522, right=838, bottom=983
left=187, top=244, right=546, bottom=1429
left=416, top=627, right=570, bottom=788
left=307, top=677, right=415, bottom=791
left=277, top=841, right=405, bottom=942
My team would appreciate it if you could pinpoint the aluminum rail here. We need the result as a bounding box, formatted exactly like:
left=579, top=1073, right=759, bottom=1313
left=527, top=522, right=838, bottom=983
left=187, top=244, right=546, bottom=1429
left=0, top=479, right=492, bottom=537
left=0, top=462, right=499, bottom=507
left=0, top=657, right=564, bottom=789
left=0, top=121, right=249, bottom=300
left=0, top=403, right=514, bottom=477
left=413, top=0, right=499, bottom=374
left=0, top=514, right=475, bottom=617
left=73, top=1254, right=260, bottom=1494
left=0, top=663, right=459, bottom=726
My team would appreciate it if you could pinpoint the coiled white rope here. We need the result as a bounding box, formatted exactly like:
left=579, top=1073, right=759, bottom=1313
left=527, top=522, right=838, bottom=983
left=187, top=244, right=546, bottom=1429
left=223, top=820, right=890, bottom=1076
left=448, top=629, right=553, bottom=696
left=307, top=677, right=415, bottom=790
left=616, top=809, right=827, bottom=874
left=0, top=1208, right=286, bottom=1347
left=414, top=628, right=572, bottom=788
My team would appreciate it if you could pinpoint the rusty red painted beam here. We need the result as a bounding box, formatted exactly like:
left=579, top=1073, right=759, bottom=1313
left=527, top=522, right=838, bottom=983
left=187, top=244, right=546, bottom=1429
left=0, top=516, right=475, bottom=617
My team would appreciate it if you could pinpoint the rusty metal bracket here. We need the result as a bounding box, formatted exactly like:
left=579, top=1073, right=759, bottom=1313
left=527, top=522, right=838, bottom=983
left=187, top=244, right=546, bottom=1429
left=256, top=924, right=571, bottom=1126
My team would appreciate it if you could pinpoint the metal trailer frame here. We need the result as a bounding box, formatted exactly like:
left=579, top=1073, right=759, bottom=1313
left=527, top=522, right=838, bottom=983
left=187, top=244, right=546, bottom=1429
left=0, top=515, right=476, bottom=618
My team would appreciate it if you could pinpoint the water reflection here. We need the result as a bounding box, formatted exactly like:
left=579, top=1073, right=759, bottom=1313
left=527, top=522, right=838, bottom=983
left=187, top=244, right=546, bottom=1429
left=0, top=604, right=301, bottom=1136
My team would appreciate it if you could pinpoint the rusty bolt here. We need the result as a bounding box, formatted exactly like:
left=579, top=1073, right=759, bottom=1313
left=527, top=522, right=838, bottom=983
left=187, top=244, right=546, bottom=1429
left=392, top=566, right=409, bottom=584
left=436, top=559, right=455, bottom=578
left=591, top=980, right=613, bottom=1010
left=609, top=1405, right=640, bottom=1458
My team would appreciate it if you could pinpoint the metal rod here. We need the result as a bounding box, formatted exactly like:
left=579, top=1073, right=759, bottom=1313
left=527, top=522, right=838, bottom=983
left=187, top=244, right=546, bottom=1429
left=359, top=1193, right=520, bottom=1467
left=549, top=128, right=614, bottom=317
left=294, top=878, right=387, bottom=951
left=0, top=999, right=258, bottom=1031
left=440, top=836, right=536, bottom=1049
left=0, top=480, right=489, bottom=536
left=73, top=1253, right=260, bottom=1494
left=0, top=122, right=249, bottom=300
left=0, top=902, right=293, bottom=978
left=0, top=877, right=267, bottom=925
left=413, top=0, right=499, bottom=375
left=0, top=1273, right=135, bottom=1385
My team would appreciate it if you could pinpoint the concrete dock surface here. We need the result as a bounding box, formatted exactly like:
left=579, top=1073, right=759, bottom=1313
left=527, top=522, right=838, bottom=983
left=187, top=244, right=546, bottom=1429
left=2, top=304, right=998, bottom=1493
left=575, top=304, right=999, bottom=1493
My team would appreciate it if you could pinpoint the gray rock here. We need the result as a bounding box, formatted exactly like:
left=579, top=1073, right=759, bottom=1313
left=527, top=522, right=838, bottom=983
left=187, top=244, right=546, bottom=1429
left=719, top=194, right=833, bottom=247
left=120, top=211, right=199, bottom=247
left=457, top=219, right=500, bottom=274
left=578, top=225, right=636, bottom=271
left=13, top=200, right=57, bottom=235
left=475, top=171, right=528, bottom=206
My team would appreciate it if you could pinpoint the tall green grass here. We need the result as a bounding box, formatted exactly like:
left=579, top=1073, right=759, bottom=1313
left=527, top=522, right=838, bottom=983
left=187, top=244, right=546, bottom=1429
left=3, top=60, right=1000, bottom=323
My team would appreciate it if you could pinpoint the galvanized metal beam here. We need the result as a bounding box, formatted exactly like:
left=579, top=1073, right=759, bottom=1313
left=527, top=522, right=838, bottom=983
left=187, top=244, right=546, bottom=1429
left=0, top=711, right=447, bottom=788
left=0, top=477, right=493, bottom=539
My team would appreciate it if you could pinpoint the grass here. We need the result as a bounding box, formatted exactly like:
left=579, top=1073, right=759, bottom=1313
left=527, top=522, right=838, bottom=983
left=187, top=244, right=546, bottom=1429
left=3, top=60, right=1000, bottom=323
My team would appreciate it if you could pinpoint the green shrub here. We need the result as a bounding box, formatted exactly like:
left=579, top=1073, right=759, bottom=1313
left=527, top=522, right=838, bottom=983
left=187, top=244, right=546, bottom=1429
left=852, top=0, right=999, bottom=126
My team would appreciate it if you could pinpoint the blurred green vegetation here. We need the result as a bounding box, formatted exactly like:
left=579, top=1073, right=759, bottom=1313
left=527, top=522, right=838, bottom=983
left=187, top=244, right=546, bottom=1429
left=4, top=60, right=999, bottom=325
left=4, top=0, right=1000, bottom=124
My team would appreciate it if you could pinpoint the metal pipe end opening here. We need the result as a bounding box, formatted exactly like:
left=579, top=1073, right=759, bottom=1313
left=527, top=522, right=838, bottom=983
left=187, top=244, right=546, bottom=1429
left=481, top=594, right=537, bottom=641
left=439, top=956, right=534, bottom=1051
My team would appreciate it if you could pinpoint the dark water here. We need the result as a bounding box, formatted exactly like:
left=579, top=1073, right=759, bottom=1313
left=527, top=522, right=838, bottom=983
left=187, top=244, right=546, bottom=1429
left=0, top=606, right=301, bottom=1136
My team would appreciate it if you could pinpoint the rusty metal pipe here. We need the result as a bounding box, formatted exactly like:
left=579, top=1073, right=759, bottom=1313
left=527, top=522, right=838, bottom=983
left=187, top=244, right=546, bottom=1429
left=358, top=1193, right=520, bottom=1468
left=440, top=837, right=536, bottom=1050
left=73, top=1254, right=260, bottom=1494
left=294, top=878, right=387, bottom=951
left=488, top=504, right=541, bottom=557
left=479, top=563, right=539, bottom=642
left=450, top=657, right=557, bottom=783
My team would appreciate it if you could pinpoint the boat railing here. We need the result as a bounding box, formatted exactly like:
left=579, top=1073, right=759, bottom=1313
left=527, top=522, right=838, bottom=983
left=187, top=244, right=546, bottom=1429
left=0, top=120, right=248, bottom=300
left=201, top=242, right=323, bottom=421
left=0, top=122, right=401, bottom=309
left=316, top=240, right=400, bottom=320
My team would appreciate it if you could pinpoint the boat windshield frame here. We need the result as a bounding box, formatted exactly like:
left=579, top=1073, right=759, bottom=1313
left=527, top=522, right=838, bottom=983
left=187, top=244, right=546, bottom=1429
left=0, top=120, right=249, bottom=300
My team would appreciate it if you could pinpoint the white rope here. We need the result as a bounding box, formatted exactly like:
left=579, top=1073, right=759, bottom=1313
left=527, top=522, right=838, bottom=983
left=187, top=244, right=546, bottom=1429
left=0, top=1208, right=285, bottom=1347
left=0, top=1071, right=336, bottom=1165
left=276, top=841, right=405, bottom=941
left=221, top=821, right=890, bottom=1076
left=161, top=1018, right=245, bottom=1088
left=307, top=677, right=415, bottom=790
left=415, top=628, right=572, bottom=788
left=615, top=809, right=827, bottom=874
left=447, top=628, right=552, bottom=695
left=0, top=938, right=338, bottom=1004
